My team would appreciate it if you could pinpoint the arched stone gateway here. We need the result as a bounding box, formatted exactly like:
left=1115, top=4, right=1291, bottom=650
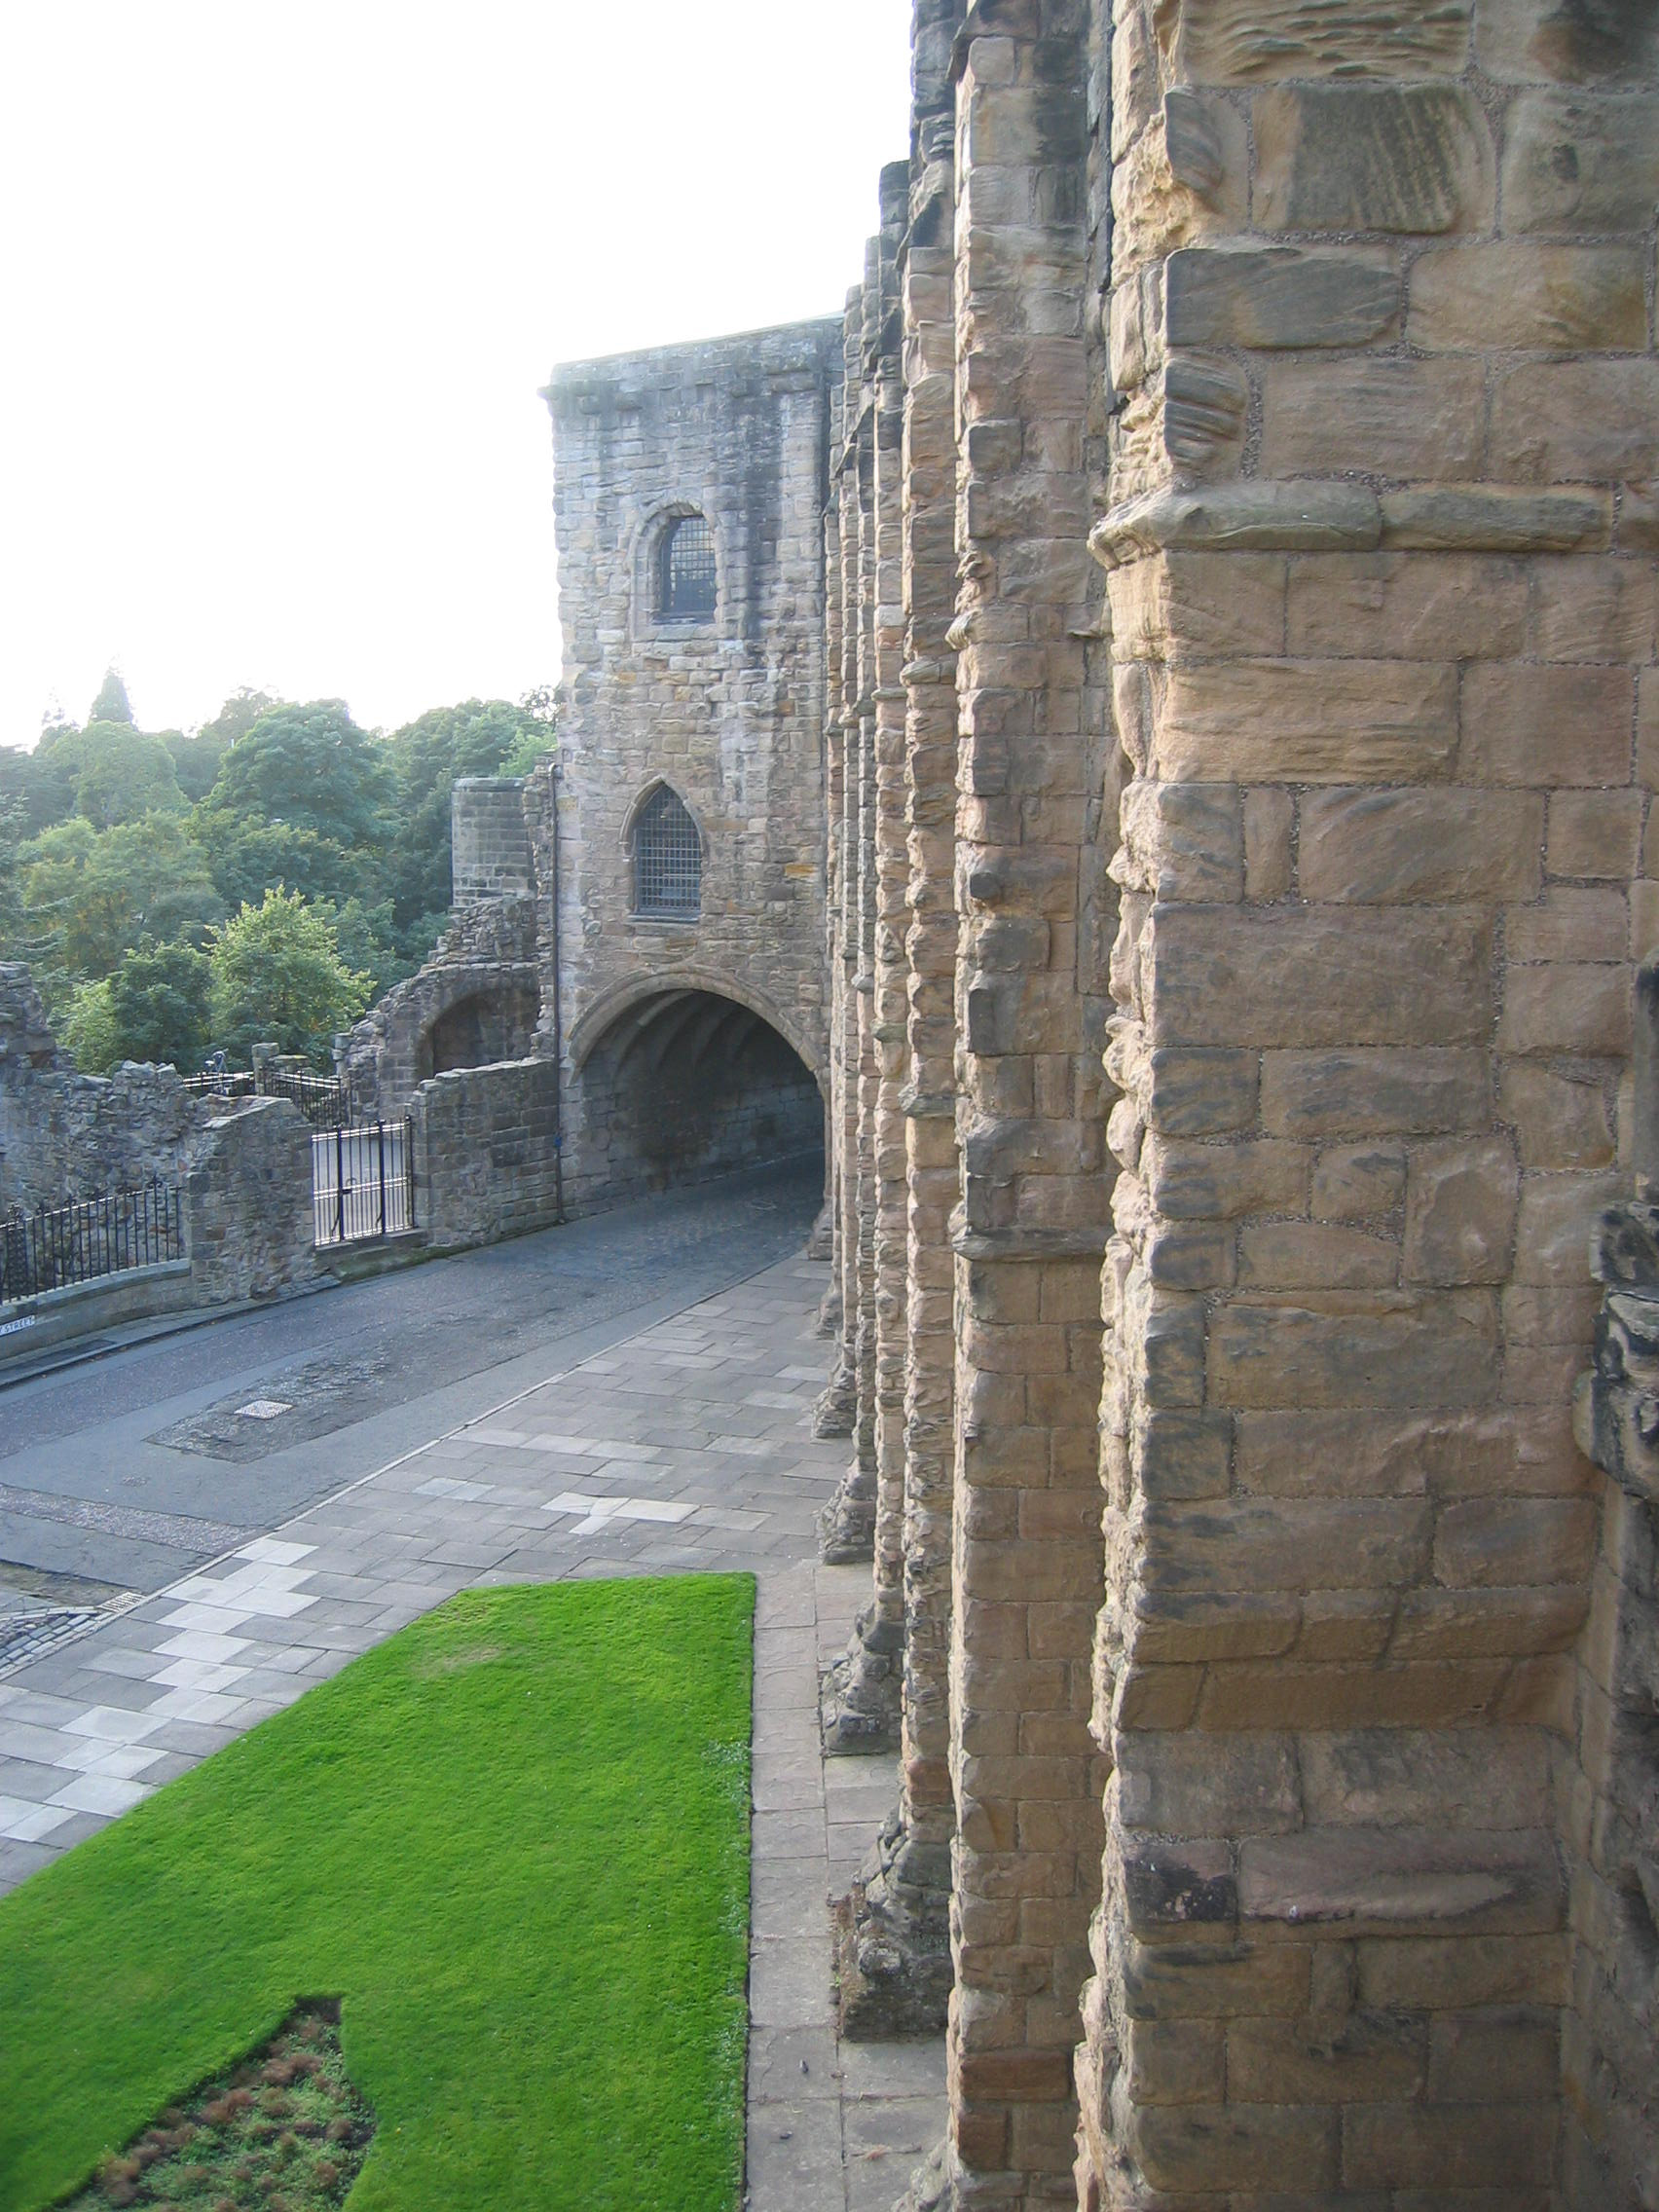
left=562, top=983, right=824, bottom=1214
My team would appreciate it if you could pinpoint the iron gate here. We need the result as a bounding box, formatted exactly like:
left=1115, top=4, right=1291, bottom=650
left=311, top=1120, right=413, bottom=1247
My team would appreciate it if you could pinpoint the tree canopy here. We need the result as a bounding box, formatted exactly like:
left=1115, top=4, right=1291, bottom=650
left=0, top=682, right=555, bottom=1072
left=206, top=889, right=371, bottom=1065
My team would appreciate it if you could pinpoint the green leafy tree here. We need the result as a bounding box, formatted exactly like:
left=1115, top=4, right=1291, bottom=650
left=203, top=700, right=392, bottom=849
left=324, top=894, right=404, bottom=999
left=60, top=977, right=121, bottom=1073
left=166, top=688, right=283, bottom=804
left=88, top=668, right=134, bottom=724
left=18, top=814, right=223, bottom=996
left=206, top=888, right=370, bottom=1066
left=196, top=816, right=365, bottom=918
left=65, top=723, right=186, bottom=829
left=108, top=939, right=212, bottom=1070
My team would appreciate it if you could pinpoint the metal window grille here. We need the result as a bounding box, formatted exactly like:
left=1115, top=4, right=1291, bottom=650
left=634, top=787, right=702, bottom=918
left=659, top=514, right=717, bottom=619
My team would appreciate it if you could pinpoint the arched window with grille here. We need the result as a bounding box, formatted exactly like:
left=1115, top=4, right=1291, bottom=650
left=656, top=513, right=717, bottom=621
left=633, top=786, right=702, bottom=918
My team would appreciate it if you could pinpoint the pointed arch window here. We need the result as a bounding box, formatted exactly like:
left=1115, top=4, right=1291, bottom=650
left=657, top=513, right=717, bottom=620
left=634, top=786, right=702, bottom=918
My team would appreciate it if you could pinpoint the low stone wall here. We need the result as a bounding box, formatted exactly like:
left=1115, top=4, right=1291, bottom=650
left=187, top=1099, right=319, bottom=1305
left=409, top=1055, right=564, bottom=1250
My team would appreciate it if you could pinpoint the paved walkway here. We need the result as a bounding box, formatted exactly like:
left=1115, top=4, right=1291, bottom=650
left=0, top=1245, right=944, bottom=2211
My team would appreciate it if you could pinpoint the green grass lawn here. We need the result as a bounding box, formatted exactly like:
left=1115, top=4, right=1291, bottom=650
left=0, top=1574, right=756, bottom=2212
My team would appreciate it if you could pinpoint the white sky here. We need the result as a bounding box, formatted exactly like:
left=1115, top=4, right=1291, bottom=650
left=0, top=3, right=912, bottom=746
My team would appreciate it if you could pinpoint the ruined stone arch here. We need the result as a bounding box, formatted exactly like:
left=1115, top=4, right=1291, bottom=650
left=567, top=965, right=825, bottom=1095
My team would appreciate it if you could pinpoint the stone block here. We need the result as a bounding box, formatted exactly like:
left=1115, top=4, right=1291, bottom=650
left=1498, top=964, right=1630, bottom=1057
left=1530, top=555, right=1659, bottom=663
left=1236, top=1223, right=1400, bottom=1289
left=1158, top=660, right=1457, bottom=784
left=1164, top=247, right=1400, bottom=350
left=1299, top=789, right=1543, bottom=904
left=1380, top=486, right=1611, bottom=554
left=1145, top=1049, right=1260, bottom=1136
left=1358, top=1931, right=1569, bottom=2009
left=1167, top=0, right=1472, bottom=84
left=1238, top=1827, right=1564, bottom=1938
left=1476, top=0, right=1659, bottom=84
left=1300, top=1727, right=1549, bottom=1829
left=1499, top=1063, right=1616, bottom=1170
left=1504, top=886, right=1627, bottom=962
left=1286, top=553, right=1529, bottom=662
left=1311, top=1145, right=1407, bottom=1223
left=1226, top=2012, right=1427, bottom=2104
left=1259, top=1049, right=1488, bottom=1138
left=1253, top=83, right=1493, bottom=233
left=1114, top=1732, right=1301, bottom=1835
left=1127, top=2101, right=1340, bottom=2194
left=1121, top=2018, right=1224, bottom=2106
left=1235, top=1409, right=1507, bottom=1499
left=1491, top=360, right=1659, bottom=483
left=1150, top=908, right=1491, bottom=1050
left=1198, top=1659, right=1509, bottom=1730
left=1120, top=779, right=1242, bottom=903
left=1389, top=1587, right=1587, bottom=1663
left=1402, top=1137, right=1519, bottom=1287
left=1259, top=358, right=1485, bottom=480
left=1433, top=1497, right=1598, bottom=1587
left=1503, top=91, right=1659, bottom=230
left=1243, top=789, right=1293, bottom=902
left=1106, top=553, right=1286, bottom=663
left=1427, top=2007, right=1561, bottom=2101
left=1208, top=1289, right=1498, bottom=1409
left=1122, top=1936, right=1311, bottom=2021
left=1144, top=1135, right=1311, bottom=1220
left=1410, top=242, right=1647, bottom=351
left=1341, top=2099, right=1558, bottom=2192
left=1514, top=1171, right=1623, bottom=1283
left=1135, top=1408, right=1233, bottom=1501
left=1141, top=1496, right=1432, bottom=1593
left=1459, top=662, right=1633, bottom=787
left=1127, top=1589, right=1302, bottom=1665
left=1546, top=789, right=1642, bottom=880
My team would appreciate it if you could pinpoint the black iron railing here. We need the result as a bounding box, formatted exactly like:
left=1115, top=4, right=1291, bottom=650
left=312, top=1120, right=414, bottom=1247
left=181, top=1068, right=256, bottom=1102
left=0, top=1181, right=185, bottom=1308
left=261, top=1066, right=349, bottom=1129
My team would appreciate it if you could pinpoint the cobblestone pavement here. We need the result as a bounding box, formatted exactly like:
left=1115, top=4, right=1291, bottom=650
left=0, top=1244, right=944, bottom=2212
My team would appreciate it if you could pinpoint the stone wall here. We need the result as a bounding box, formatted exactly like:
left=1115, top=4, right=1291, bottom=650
left=451, top=774, right=535, bottom=903
left=408, top=1054, right=564, bottom=1250
left=801, top=4, right=1659, bottom=2209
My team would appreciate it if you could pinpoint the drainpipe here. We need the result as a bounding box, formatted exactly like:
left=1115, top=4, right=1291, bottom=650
left=549, top=755, right=566, bottom=1224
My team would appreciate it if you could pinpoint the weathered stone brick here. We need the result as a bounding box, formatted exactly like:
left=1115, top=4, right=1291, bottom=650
left=1459, top=662, right=1633, bottom=788
left=1167, top=0, right=1472, bottom=85
left=1410, top=242, right=1647, bottom=351
left=1253, top=83, right=1492, bottom=233
left=1545, top=789, right=1643, bottom=880
left=1300, top=789, right=1543, bottom=904
left=1208, top=1289, right=1498, bottom=1409
left=1164, top=246, right=1400, bottom=350
left=1259, top=358, right=1485, bottom=480
left=1260, top=1049, right=1488, bottom=1137
left=1491, top=359, right=1659, bottom=483
left=1158, top=660, right=1458, bottom=785
left=1286, top=553, right=1529, bottom=662
left=1503, top=91, right=1659, bottom=230
left=1403, top=1138, right=1519, bottom=1287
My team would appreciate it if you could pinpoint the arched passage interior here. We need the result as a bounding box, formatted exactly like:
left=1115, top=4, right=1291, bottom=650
left=571, top=986, right=824, bottom=1200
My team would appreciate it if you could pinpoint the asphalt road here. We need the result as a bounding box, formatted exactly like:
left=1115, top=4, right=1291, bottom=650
left=0, top=1158, right=824, bottom=1611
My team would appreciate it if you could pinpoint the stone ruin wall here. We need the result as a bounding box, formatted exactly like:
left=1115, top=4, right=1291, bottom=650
left=544, top=321, right=839, bottom=1114
left=809, top=2, right=1659, bottom=2208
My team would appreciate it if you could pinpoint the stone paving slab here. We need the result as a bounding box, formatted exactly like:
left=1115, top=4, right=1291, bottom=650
left=0, top=1247, right=945, bottom=2210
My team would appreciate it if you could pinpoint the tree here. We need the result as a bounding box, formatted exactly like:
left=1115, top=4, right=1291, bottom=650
left=166, top=688, right=283, bottom=804
left=66, top=723, right=186, bottom=829
left=18, top=813, right=223, bottom=994
left=383, top=698, right=539, bottom=941
left=196, top=816, right=365, bottom=918
left=203, top=700, right=392, bottom=850
left=88, top=667, right=134, bottom=725
left=107, top=940, right=212, bottom=1070
left=60, top=977, right=121, bottom=1074
left=206, top=889, right=370, bottom=1065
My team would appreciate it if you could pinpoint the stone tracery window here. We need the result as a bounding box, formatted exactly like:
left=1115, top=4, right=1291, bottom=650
left=633, top=786, right=702, bottom=918
left=657, top=513, right=717, bottom=621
